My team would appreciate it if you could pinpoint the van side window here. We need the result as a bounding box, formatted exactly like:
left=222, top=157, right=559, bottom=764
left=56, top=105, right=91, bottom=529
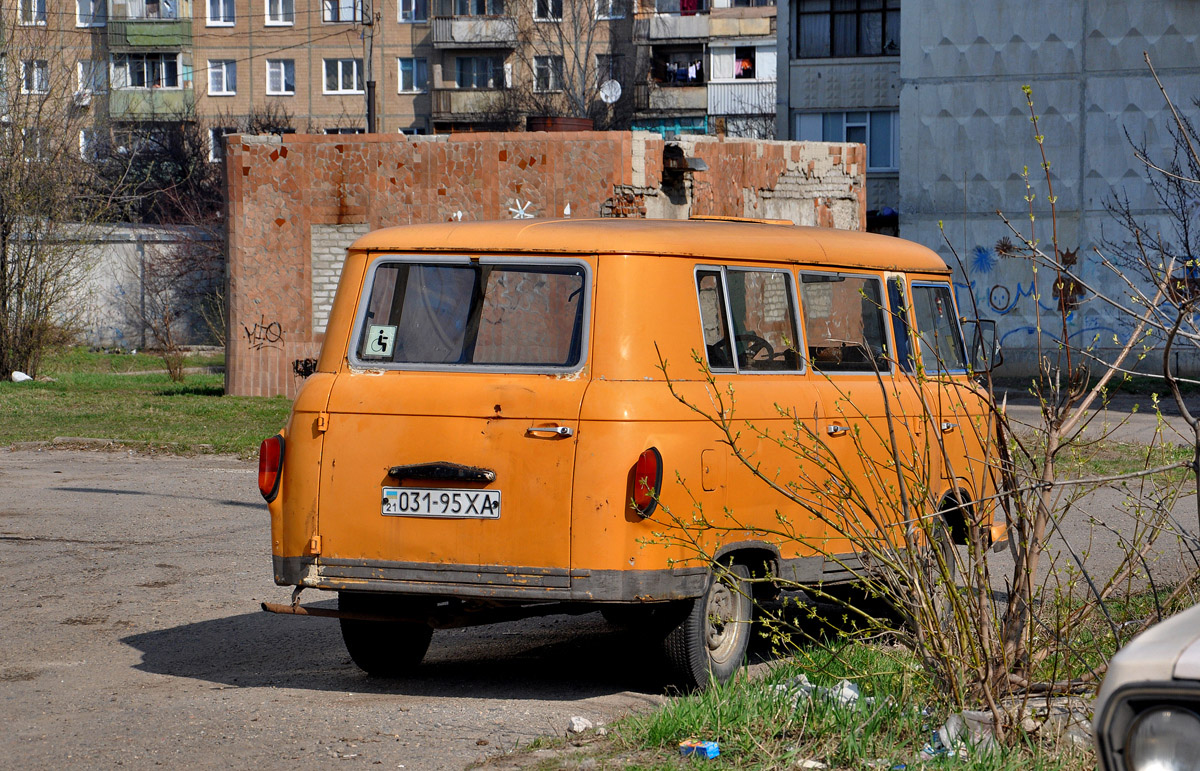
left=887, top=277, right=915, bottom=372
left=696, top=271, right=735, bottom=370
left=800, top=273, right=890, bottom=373
left=912, top=283, right=967, bottom=372
left=356, top=262, right=587, bottom=368
left=696, top=268, right=803, bottom=372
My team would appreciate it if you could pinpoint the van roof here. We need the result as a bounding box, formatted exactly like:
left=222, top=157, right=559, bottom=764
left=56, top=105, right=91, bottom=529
left=349, top=218, right=951, bottom=274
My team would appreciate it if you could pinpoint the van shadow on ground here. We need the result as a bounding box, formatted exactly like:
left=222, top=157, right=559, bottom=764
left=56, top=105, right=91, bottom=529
left=120, top=597, right=859, bottom=700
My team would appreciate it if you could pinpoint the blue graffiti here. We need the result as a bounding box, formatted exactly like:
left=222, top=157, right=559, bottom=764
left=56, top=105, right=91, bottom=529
left=970, top=245, right=997, bottom=274
left=954, top=279, right=1061, bottom=316
left=999, top=325, right=1124, bottom=349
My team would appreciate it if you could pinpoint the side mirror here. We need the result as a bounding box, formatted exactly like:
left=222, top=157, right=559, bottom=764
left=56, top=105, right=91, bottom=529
left=962, top=319, right=1002, bottom=373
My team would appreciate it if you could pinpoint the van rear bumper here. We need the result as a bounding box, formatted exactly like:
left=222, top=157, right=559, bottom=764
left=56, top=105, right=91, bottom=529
left=273, top=556, right=710, bottom=602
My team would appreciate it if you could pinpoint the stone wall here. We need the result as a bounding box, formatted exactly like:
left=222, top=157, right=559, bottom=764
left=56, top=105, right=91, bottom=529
left=225, top=131, right=866, bottom=397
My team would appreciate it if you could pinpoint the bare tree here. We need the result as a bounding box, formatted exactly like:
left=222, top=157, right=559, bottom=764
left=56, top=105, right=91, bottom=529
left=0, top=10, right=131, bottom=378
left=495, top=0, right=635, bottom=128
left=110, top=105, right=295, bottom=377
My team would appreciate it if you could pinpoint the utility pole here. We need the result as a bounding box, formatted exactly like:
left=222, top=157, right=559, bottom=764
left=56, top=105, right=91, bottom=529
left=363, top=0, right=376, bottom=132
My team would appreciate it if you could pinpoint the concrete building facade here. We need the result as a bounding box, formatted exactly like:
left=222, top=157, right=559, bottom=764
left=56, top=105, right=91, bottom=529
left=776, top=0, right=1200, bottom=373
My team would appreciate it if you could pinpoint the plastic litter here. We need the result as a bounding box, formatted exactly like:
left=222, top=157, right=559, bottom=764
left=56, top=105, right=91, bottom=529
left=796, top=759, right=827, bottom=768
left=679, top=740, right=720, bottom=759
left=11, top=371, right=32, bottom=382
left=772, top=674, right=882, bottom=709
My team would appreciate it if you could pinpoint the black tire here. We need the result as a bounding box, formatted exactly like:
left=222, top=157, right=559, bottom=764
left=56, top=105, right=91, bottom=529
left=663, top=564, right=752, bottom=690
left=338, top=591, right=434, bottom=678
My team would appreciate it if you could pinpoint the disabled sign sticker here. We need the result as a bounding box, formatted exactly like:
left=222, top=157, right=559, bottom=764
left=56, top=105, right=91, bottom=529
left=365, top=325, right=397, bottom=358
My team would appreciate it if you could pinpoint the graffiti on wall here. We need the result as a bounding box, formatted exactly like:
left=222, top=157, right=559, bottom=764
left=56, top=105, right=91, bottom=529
left=243, top=315, right=283, bottom=351
left=954, top=243, right=1137, bottom=351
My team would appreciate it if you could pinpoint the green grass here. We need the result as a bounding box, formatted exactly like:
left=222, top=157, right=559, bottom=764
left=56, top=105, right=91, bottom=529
left=39, top=346, right=225, bottom=375
left=2, top=355, right=290, bottom=457
left=605, top=652, right=1090, bottom=770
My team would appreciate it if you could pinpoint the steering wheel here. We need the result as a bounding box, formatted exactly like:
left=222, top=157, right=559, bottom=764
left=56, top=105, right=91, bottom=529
left=735, top=333, right=775, bottom=364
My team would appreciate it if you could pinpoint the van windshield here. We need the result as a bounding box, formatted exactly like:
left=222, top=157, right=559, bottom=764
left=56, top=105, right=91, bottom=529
left=355, top=261, right=587, bottom=368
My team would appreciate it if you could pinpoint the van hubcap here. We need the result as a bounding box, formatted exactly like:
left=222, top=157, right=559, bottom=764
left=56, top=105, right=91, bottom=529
left=705, top=578, right=745, bottom=665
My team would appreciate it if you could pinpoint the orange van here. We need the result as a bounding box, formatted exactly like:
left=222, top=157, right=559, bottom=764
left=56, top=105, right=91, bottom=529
left=259, top=218, right=1004, bottom=688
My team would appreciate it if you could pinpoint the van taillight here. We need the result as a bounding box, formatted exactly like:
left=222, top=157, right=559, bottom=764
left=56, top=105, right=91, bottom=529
left=631, top=447, right=663, bottom=517
left=258, top=435, right=285, bottom=502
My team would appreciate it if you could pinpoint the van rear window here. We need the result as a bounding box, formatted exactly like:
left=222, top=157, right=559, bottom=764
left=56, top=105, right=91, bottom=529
left=355, top=262, right=587, bottom=368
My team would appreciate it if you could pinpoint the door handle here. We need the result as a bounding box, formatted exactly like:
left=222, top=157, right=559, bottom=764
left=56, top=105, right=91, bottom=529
left=940, top=422, right=959, bottom=433
left=827, top=424, right=850, bottom=437
left=526, top=425, right=574, bottom=438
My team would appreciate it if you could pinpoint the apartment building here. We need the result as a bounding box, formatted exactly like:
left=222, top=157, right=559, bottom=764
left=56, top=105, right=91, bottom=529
left=2, top=0, right=634, bottom=158
left=774, top=0, right=899, bottom=219
left=630, top=0, right=776, bottom=138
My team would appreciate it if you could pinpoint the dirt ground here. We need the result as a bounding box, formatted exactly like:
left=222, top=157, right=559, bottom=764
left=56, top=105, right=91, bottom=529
left=0, top=448, right=671, bottom=770
left=1, top=443, right=1195, bottom=769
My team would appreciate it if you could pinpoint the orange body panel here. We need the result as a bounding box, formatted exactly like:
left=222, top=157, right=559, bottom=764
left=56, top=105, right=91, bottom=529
left=267, top=219, right=999, bottom=602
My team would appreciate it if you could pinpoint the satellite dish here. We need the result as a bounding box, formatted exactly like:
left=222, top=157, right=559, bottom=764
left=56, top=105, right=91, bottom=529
left=599, top=79, right=622, bottom=104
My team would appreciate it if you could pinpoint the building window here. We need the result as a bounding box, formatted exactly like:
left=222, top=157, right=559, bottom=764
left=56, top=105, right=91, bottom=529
left=796, top=0, right=900, bottom=58
left=208, top=60, right=237, bottom=95
left=77, top=60, right=107, bottom=93
left=323, top=58, right=364, bottom=93
left=453, top=0, right=504, bottom=16
left=323, top=0, right=361, bottom=22
left=534, top=0, right=561, bottom=20
left=399, top=0, right=427, bottom=21
left=398, top=58, right=428, bottom=93
left=266, top=0, right=294, bottom=24
left=398, top=125, right=427, bottom=135
left=455, top=56, right=505, bottom=89
left=20, top=0, right=46, bottom=25
left=534, top=55, right=562, bottom=92
left=209, top=127, right=236, bottom=162
left=77, top=0, right=105, bottom=26
left=596, top=53, right=623, bottom=85
left=794, top=109, right=898, bottom=171
left=21, top=60, right=49, bottom=94
left=208, top=0, right=235, bottom=24
left=596, top=0, right=624, bottom=19
left=267, top=59, right=296, bottom=94
left=112, top=54, right=181, bottom=89
left=22, top=128, right=45, bottom=161
left=325, top=127, right=365, bottom=134
left=80, top=129, right=104, bottom=160
left=650, top=47, right=704, bottom=84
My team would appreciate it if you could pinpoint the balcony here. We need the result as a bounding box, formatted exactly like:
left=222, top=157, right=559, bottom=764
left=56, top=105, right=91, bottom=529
left=109, top=87, right=195, bottom=120
left=708, top=11, right=772, bottom=38
left=431, top=88, right=504, bottom=118
left=633, top=83, right=707, bottom=112
left=707, top=79, right=775, bottom=115
left=431, top=16, right=518, bottom=48
left=107, top=18, right=192, bottom=48
left=636, top=13, right=709, bottom=41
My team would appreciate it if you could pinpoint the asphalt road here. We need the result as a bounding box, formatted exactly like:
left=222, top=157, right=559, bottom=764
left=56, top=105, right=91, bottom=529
left=1, top=443, right=1196, bottom=769
left=0, top=448, right=668, bottom=770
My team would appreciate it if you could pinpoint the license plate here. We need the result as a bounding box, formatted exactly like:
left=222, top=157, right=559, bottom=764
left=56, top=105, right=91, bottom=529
left=381, top=487, right=501, bottom=519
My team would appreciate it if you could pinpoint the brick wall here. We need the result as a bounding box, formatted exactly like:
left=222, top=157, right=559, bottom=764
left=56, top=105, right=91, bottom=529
left=225, top=131, right=865, bottom=397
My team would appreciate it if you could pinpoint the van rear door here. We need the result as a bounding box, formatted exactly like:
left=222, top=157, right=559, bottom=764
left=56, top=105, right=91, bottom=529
left=317, top=255, right=593, bottom=588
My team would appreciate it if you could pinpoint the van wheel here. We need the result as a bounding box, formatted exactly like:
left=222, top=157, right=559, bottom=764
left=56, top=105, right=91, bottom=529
left=663, top=564, right=752, bottom=690
left=338, top=591, right=434, bottom=678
